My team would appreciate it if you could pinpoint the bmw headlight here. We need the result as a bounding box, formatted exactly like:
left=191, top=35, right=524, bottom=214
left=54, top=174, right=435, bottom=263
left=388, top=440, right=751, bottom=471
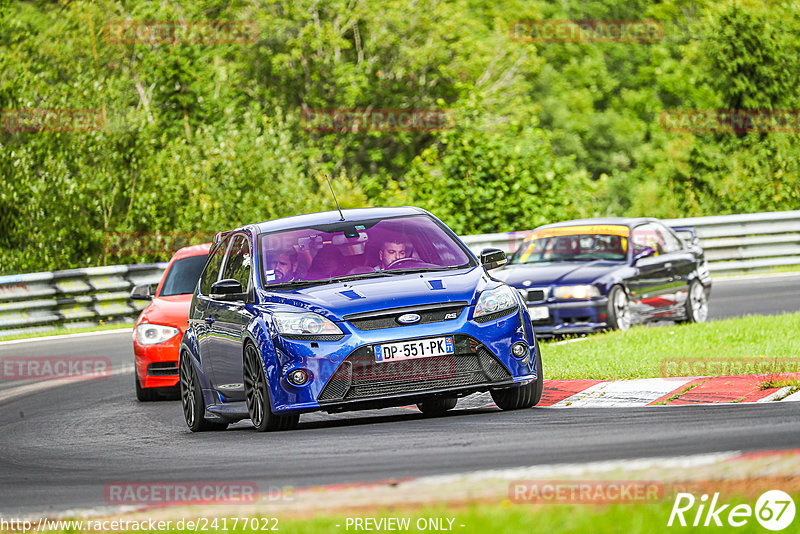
left=552, top=285, right=600, bottom=300
left=136, top=323, right=180, bottom=345
left=273, top=312, right=343, bottom=336
left=474, top=285, right=519, bottom=319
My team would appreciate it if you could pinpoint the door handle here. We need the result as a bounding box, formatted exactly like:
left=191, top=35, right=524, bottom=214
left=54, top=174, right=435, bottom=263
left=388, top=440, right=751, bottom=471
left=205, top=317, right=215, bottom=325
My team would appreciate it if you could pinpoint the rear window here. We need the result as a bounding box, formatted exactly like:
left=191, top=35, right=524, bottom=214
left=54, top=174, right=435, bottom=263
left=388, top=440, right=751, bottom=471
left=160, top=255, right=209, bottom=296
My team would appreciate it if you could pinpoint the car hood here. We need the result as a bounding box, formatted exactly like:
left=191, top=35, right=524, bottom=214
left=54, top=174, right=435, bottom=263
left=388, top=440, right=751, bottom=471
left=493, top=261, right=623, bottom=287
left=138, top=294, right=193, bottom=328
left=258, top=267, right=491, bottom=321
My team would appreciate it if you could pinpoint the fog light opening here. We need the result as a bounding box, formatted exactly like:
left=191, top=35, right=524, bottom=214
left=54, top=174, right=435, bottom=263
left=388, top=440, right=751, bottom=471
left=511, top=342, right=528, bottom=358
left=287, top=368, right=309, bottom=386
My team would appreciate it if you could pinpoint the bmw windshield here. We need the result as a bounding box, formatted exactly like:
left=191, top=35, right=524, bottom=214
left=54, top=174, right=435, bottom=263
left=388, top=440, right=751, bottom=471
left=509, top=226, right=629, bottom=264
left=258, top=214, right=476, bottom=288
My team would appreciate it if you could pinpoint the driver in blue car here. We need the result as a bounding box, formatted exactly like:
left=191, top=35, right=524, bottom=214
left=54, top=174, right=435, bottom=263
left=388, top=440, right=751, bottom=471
left=378, top=239, right=411, bottom=269
left=273, top=248, right=298, bottom=282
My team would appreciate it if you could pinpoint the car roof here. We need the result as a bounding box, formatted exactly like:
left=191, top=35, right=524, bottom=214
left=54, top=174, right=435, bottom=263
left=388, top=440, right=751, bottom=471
left=248, top=206, right=428, bottom=234
left=171, top=242, right=212, bottom=260
left=535, top=217, right=660, bottom=231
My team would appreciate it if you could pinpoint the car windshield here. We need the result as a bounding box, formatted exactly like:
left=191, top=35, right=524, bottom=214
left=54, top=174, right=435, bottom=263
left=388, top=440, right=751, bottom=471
left=509, top=227, right=629, bottom=264
left=159, top=254, right=209, bottom=296
left=258, top=214, right=475, bottom=288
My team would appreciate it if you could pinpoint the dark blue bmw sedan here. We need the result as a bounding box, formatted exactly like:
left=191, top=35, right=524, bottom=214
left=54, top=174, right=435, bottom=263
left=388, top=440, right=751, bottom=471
left=493, top=218, right=712, bottom=337
left=179, top=207, right=542, bottom=432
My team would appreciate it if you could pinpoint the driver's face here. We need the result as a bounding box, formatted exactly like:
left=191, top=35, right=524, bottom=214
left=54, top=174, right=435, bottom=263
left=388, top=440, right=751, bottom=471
left=274, top=254, right=296, bottom=282
left=379, top=242, right=408, bottom=268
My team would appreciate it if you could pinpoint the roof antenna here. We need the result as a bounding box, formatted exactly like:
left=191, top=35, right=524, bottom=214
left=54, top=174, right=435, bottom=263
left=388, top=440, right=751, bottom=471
left=325, top=173, right=345, bottom=221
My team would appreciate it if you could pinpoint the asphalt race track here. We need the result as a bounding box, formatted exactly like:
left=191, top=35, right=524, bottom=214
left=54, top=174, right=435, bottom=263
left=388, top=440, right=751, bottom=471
left=1, top=273, right=799, bottom=516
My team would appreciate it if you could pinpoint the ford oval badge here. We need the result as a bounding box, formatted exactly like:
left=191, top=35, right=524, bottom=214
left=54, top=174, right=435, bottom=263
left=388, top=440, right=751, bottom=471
left=397, top=313, right=421, bottom=324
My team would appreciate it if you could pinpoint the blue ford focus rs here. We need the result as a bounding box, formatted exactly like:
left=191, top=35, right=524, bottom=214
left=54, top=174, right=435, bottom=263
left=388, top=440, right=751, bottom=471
left=179, top=207, right=542, bottom=432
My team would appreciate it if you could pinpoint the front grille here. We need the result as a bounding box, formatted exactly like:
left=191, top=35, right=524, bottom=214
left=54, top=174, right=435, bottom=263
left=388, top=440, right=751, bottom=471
left=345, top=303, right=467, bottom=331
left=317, top=335, right=511, bottom=402
left=526, top=289, right=547, bottom=302
left=147, top=362, right=178, bottom=376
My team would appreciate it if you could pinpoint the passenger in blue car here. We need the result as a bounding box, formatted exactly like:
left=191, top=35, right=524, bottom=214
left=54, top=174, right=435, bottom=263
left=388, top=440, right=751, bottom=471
left=273, top=249, right=298, bottom=282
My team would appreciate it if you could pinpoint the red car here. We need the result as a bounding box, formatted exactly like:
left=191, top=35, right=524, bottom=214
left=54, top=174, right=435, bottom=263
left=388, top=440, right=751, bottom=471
left=130, top=243, right=211, bottom=401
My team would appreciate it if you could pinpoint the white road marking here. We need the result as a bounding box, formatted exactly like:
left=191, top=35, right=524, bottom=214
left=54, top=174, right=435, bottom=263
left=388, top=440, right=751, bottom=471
left=0, top=364, right=134, bottom=404
left=551, top=377, right=697, bottom=408
left=780, top=390, right=800, bottom=402
left=0, top=328, right=133, bottom=346
left=757, top=386, right=793, bottom=402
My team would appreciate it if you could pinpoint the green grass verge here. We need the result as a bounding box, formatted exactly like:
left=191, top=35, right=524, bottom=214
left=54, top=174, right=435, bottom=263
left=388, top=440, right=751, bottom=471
left=541, top=312, right=800, bottom=380
left=0, top=322, right=132, bottom=342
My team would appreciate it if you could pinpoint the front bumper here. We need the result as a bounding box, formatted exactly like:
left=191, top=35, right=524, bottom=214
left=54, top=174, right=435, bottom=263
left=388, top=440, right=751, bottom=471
left=263, top=305, right=539, bottom=414
left=526, top=297, right=609, bottom=337
left=133, top=332, right=182, bottom=389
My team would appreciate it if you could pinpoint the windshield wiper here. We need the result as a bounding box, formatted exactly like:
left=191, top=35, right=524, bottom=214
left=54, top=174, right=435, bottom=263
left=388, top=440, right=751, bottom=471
left=383, top=266, right=458, bottom=275
left=265, top=271, right=392, bottom=290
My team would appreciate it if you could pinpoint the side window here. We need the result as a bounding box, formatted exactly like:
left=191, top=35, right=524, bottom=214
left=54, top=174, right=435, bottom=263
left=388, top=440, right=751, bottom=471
left=221, top=234, right=252, bottom=292
left=656, top=224, right=682, bottom=253
left=199, top=239, right=228, bottom=295
left=631, top=224, right=665, bottom=255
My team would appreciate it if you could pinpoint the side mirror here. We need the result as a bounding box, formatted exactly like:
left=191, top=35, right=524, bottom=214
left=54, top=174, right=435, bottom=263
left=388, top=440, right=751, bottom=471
left=633, top=246, right=656, bottom=264
left=130, top=283, right=154, bottom=301
left=480, top=248, right=507, bottom=270
left=210, top=279, right=245, bottom=301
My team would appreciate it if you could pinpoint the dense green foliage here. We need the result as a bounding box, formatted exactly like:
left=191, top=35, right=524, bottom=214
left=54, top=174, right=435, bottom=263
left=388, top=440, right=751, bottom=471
left=1, top=0, right=798, bottom=273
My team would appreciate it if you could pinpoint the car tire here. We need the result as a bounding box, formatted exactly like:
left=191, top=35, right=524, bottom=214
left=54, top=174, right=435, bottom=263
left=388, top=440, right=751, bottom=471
left=681, top=280, right=709, bottom=324
left=135, top=371, right=158, bottom=402
left=491, top=349, right=543, bottom=410
left=416, top=397, right=457, bottom=416
left=606, top=285, right=632, bottom=331
left=244, top=343, right=300, bottom=432
left=180, top=350, right=228, bottom=432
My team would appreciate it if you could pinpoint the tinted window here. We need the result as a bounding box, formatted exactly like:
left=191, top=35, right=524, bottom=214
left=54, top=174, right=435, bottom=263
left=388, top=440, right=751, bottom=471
left=631, top=223, right=665, bottom=255
left=221, top=234, right=252, bottom=291
left=258, top=215, right=475, bottom=287
left=199, top=240, right=228, bottom=295
left=160, top=255, right=209, bottom=296
left=657, top=224, right=683, bottom=253
left=509, top=225, right=629, bottom=264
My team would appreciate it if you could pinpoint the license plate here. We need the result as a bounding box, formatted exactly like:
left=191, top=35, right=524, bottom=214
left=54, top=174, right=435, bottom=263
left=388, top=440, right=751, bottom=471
left=375, top=336, right=454, bottom=362
left=528, top=306, right=550, bottom=320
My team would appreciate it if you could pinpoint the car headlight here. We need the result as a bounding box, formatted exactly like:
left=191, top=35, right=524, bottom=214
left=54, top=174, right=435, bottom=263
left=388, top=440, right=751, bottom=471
left=136, top=323, right=180, bottom=345
left=474, top=284, right=519, bottom=319
left=552, top=285, right=601, bottom=299
left=273, top=312, right=343, bottom=336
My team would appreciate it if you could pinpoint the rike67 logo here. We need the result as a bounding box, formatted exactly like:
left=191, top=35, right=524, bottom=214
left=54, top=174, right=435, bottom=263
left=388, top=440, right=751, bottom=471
left=668, top=490, right=796, bottom=530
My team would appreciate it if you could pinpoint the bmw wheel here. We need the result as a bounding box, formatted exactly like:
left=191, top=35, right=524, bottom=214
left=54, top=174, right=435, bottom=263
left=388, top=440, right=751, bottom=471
left=135, top=371, right=158, bottom=402
left=180, top=351, right=228, bottom=432
left=244, top=343, right=299, bottom=432
left=607, top=285, right=632, bottom=331
left=683, top=280, right=709, bottom=323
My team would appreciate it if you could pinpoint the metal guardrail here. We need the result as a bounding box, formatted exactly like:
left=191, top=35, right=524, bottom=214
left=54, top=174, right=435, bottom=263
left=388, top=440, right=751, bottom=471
left=0, top=264, right=166, bottom=337
left=1, top=211, right=797, bottom=336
